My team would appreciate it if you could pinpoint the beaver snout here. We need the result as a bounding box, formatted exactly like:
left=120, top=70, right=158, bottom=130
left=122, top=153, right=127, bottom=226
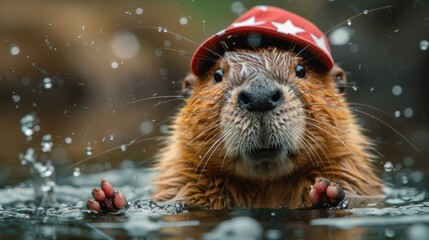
left=238, top=78, right=283, bottom=112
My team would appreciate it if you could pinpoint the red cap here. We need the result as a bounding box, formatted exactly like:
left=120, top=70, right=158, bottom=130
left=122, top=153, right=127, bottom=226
left=190, top=6, right=334, bottom=76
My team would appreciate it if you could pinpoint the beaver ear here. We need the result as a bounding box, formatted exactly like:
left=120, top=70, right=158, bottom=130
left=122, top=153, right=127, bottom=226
left=330, top=65, right=347, bottom=93
left=181, top=73, right=198, bottom=98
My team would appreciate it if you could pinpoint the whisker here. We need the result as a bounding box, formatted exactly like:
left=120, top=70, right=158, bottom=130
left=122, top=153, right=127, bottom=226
left=127, top=95, right=184, bottom=105
left=128, top=25, right=224, bottom=60
left=324, top=6, right=393, bottom=35
left=305, top=121, right=357, bottom=156
left=127, top=94, right=227, bottom=106
left=186, top=121, right=221, bottom=146
left=304, top=116, right=384, bottom=158
left=220, top=130, right=241, bottom=171
left=304, top=103, right=421, bottom=153
left=197, top=127, right=233, bottom=181
left=66, top=136, right=161, bottom=170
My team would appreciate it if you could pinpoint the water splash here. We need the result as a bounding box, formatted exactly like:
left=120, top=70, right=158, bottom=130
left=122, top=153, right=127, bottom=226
left=19, top=148, right=57, bottom=207
left=20, top=113, right=40, bottom=141
left=41, top=134, right=53, bottom=152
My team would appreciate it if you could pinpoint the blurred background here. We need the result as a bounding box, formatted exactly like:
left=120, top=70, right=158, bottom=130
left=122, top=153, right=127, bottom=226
left=0, top=0, right=428, bottom=188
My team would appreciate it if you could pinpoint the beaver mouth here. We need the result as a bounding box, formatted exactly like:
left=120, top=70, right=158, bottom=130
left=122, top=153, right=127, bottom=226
left=251, top=146, right=280, bottom=156
left=244, top=146, right=284, bottom=163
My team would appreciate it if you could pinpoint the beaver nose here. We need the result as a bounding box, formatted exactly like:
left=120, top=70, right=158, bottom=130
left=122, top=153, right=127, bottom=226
left=238, top=83, right=283, bottom=112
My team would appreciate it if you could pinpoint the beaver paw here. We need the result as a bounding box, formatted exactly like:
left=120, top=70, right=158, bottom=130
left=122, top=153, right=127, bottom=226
left=86, top=178, right=129, bottom=212
left=309, top=177, right=348, bottom=209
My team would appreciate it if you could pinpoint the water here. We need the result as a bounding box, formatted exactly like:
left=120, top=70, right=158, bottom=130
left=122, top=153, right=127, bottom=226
left=1, top=167, right=428, bottom=239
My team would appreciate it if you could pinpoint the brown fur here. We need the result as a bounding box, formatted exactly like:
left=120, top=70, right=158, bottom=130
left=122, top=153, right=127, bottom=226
left=152, top=48, right=382, bottom=209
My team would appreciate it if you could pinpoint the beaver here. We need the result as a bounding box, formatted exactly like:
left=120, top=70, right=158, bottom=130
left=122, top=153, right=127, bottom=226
left=87, top=6, right=382, bottom=211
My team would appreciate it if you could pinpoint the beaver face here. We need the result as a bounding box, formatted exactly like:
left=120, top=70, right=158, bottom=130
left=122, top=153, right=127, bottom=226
left=193, top=47, right=336, bottom=181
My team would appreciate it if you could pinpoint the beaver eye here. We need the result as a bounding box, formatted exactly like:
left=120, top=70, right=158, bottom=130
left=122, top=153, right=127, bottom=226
left=213, top=68, right=224, bottom=83
left=295, top=64, right=306, bottom=78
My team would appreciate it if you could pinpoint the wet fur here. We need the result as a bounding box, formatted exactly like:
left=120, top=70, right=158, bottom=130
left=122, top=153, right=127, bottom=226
left=152, top=48, right=382, bottom=209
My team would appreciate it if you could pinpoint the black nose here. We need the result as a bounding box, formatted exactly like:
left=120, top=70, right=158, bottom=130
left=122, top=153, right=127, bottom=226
left=238, top=82, right=283, bottom=112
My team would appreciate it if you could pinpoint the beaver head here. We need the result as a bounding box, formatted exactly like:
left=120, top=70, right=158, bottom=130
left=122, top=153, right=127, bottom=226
left=179, top=47, right=348, bottom=181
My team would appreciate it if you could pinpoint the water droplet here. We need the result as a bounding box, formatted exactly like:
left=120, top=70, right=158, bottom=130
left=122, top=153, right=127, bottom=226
left=385, top=228, right=395, bottom=238
left=392, top=85, right=402, bottom=96
left=109, top=134, right=115, bottom=141
left=65, top=137, right=73, bottom=144
left=73, top=167, right=81, bottom=177
left=120, top=144, right=127, bottom=152
left=135, top=7, right=143, bottom=15
left=384, top=161, right=394, bottom=172
left=420, top=40, right=429, bottom=51
left=157, top=26, right=163, bottom=32
left=140, top=120, right=154, bottom=135
left=85, top=146, right=93, bottom=156
left=403, top=108, right=414, bottom=118
left=20, top=113, right=40, bottom=140
left=41, top=134, right=53, bottom=152
left=160, top=67, right=168, bottom=76
left=363, top=9, right=369, bottom=14
left=10, top=44, right=20, bottom=56
left=329, top=27, right=351, bottom=46
left=270, top=211, right=276, bottom=216
left=43, top=77, right=53, bottom=89
left=352, top=86, right=358, bottom=91
left=163, top=28, right=168, bottom=33
left=231, top=1, right=245, bottom=15
left=346, top=19, right=352, bottom=26
left=12, top=94, right=21, bottom=103
left=401, top=175, right=409, bottom=185
left=160, top=124, right=169, bottom=134
left=110, top=31, right=140, bottom=59
left=394, top=110, right=401, bottom=118
left=179, top=16, right=188, bottom=25
left=164, top=40, right=172, bottom=48
left=154, top=48, right=163, bottom=57
left=349, top=44, right=359, bottom=53
left=111, top=61, right=119, bottom=69
left=404, top=156, right=414, bottom=167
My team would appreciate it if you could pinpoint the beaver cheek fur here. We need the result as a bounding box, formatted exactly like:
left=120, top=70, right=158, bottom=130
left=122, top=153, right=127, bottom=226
left=220, top=83, right=306, bottom=181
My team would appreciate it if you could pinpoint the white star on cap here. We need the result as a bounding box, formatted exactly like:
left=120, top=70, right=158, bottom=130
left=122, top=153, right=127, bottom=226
left=232, top=16, right=265, bottom=28
left=272, top=20, right=305, bottom=35
left=310, top=33, right=330, bottom=54
left=257, top=5, right=267, bottom=11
